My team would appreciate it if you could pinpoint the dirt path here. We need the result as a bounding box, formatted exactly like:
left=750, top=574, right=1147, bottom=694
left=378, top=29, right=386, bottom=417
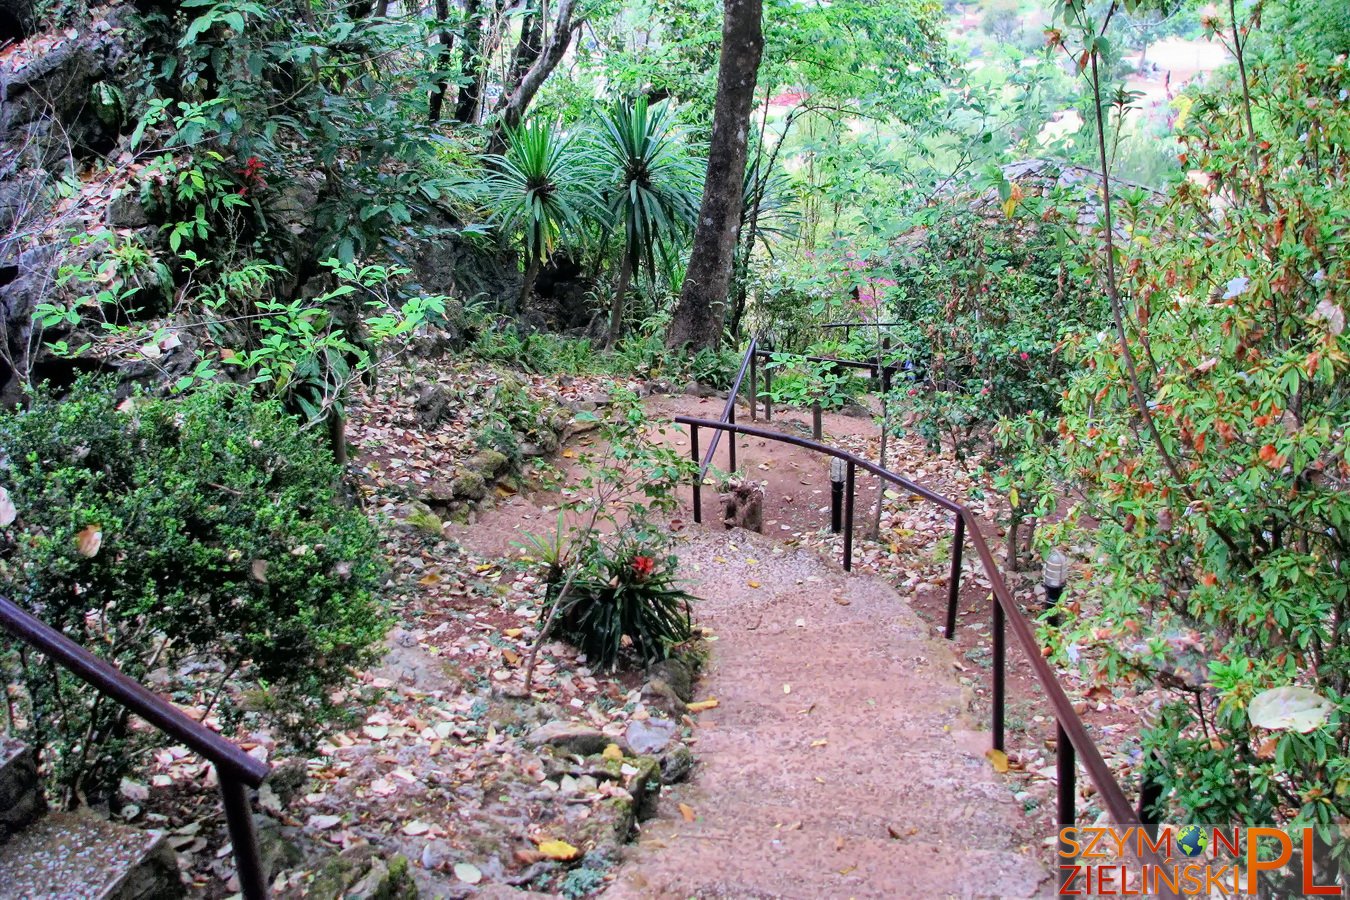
left=606, top=529, right=1052, bottom=899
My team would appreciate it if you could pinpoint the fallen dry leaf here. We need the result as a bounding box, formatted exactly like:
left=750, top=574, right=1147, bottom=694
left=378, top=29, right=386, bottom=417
left=686, top=699, right=719, bottom=713
left=76, top=524, right=102, bottom=558
left=536, top=839, right=580, bottom=861
left=601, top=743, right=623, bottom=761
left=678, top=803, right=696, bottom=822
left=985, top=748, right=1009, bottom=773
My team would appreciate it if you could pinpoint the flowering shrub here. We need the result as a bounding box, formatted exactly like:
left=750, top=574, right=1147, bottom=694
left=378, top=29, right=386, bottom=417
left=1028, top=57, right=1350, bottom=862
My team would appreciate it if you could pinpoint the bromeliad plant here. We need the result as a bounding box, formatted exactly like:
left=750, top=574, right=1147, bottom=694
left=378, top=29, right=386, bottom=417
left=553, top=527, right=694, bottom=670
left=517, top=389, right=697, bottom=679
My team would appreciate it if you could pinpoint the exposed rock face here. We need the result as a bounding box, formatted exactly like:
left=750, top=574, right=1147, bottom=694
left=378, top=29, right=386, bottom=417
left=0, top=10, right=135, bottom=160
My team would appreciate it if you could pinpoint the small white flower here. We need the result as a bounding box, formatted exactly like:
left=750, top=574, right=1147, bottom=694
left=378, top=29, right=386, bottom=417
left=1223, top=276, right=1250, bottom=299
left=1340, top=89, right=1348, bottom=101
left=1312, top=269, right=1326, bottom=284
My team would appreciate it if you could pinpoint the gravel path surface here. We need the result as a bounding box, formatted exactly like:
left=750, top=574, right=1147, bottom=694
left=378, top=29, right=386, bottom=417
left=606, top=528, right=1053, bottom=900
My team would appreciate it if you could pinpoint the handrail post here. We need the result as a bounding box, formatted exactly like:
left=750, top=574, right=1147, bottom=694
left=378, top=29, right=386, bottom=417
left=764, top=363, right=772, bottom=422
left=220, top=775, right=267, bottom=899
left=993, top=595, right=1005, bottom=752
left=812, top=401, right=822, bottom=440
left=843, top=460, right=855, bottom=572
left=1057, top=722, right=1077, bottom=883
left=749, top=351, right=758, bottom=421
left=945, top=515, right=965, bottom=640
left=1137, top=753, right=1163, bottom=840
left=690, top=424, right=702, bottom=524
left=728, top=400, right=737, bottom=472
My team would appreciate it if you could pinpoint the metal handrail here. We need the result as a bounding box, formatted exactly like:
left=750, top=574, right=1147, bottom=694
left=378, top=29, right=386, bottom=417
left=0, top=596, right=270, bottom=898
left=676, top=417, right=1175, bottom=894
left=697, top=333, right=761, bottom=479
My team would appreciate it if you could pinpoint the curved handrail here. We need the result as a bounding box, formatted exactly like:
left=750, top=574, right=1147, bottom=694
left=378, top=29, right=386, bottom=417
left=0, top=595, right=270, bottom=897
left=675, top=416, right=1174, bottom=890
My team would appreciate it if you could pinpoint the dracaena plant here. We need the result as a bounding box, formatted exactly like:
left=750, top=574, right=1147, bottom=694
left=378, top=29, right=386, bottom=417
left=593, top=98, right=703, bottom=349
left=480, top=119, right=603, bottom=312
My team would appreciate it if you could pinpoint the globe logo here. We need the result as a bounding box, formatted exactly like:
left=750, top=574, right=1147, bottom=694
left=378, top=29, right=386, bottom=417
left=1176, top=825, right=1209, bottom=859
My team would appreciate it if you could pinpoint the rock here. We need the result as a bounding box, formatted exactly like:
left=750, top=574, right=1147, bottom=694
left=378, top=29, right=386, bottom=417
left=448, top=469, right=486, bottom=501
left=0, top=739, right=44, bottom=843
left=308, top=847, right=418, bottom=900
left=639, top=679, right=686, bottom=717
left=466, top=448, right=508, bottom=479
left=624, top=755, right=662, bottom=822
left=256, top=816, right=304, bottom=883
left=624, top=717, right=678, bottom=756
left=398, top=501, right=442, bottom=536
left=659, top=743, right=696, bottom=784
left=269, top=172, right=323, bottom=237
left=412, top=383, right=451, bottom=427
left=524, top=721, right=609, bottom=756
left=419, top=838, right=454, bottom=871
left=839, top=401, right=873, bottom=419
left=646, top=658, right=694, bottom=702
left=106, top=188, right=149, bottom=229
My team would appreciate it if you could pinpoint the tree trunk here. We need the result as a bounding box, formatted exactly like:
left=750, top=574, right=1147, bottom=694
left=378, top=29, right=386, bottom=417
left=666, top=0, right=763, bottom=351
left=454, top=0, right=485, bottom=124
left=428, top=0, right=455, bottom=122
left=519, top=254, right=542, bottom=315
left=605, top=252, right=635, bottom=350
left=488, top=0, right=581, bottom=153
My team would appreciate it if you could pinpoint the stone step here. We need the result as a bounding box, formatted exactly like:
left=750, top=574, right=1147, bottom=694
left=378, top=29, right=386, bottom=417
left=610, top=830, right=1052, bottom=899
left=0, top=739, right=45, bottom=843
left=0, top=810, right=180, bottom=899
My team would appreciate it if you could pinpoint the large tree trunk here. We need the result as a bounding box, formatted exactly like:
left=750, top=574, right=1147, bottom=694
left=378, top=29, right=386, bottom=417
left=605, top=251, right=635, bottom=350
left=454, top=0, right=485, bottom=124
left=427, top=0, right=455, bottom=122
left=487, top=0, right=581, bottom=153
left=666, top=0, right=763, bottom=351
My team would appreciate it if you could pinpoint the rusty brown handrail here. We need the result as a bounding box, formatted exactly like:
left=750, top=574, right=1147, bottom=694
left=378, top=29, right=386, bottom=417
left=0, top=596, right=270, bottom=898
left=676, top=416, right=1175, bottom=894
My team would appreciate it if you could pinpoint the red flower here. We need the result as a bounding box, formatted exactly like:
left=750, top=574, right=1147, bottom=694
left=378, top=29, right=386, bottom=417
left=1020, top=352, right=1030, bottom=361
left=631, top=555, right=656, bottom=580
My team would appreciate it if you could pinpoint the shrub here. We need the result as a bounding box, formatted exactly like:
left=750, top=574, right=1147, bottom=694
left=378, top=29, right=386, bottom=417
left=1027, top=57, right=1350, bottom=877
left=0, top=379, right=388, bottom=804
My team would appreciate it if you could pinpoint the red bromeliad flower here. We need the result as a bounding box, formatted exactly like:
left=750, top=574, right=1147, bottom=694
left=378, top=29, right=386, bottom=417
left=630, top=555, right=656, bottom=580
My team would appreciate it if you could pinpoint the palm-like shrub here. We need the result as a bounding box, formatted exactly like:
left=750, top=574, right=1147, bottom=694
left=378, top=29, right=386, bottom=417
left=481, top=120, right=601, bottom=311
left=594, top=98, right=702, bottom=348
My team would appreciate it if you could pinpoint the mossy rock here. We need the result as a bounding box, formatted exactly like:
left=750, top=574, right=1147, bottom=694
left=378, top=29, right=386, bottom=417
left=466, top=448, right=509, bottom=478
left=449, top=468, right=487, bottom=500
left=303, top=848, right=417, bottom=900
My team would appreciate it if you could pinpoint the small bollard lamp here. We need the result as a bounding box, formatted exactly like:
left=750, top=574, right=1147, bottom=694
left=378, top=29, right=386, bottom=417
left=1043, top=548, right=1070, bottom=624
left=829, top=457, right=847, bottom=534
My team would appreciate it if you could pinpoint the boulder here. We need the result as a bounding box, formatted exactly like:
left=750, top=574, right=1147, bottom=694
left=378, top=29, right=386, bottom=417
left=646, top=658, right=694, bottom=702
left=0, top=739, right=44, bottom=843
left=523, top=721, right=608, bottom=756
left=659, top=743, right=695, bottom=784
left=307, top=847, right=418, bottom=900
left=623, top=717, right=678, bottom=756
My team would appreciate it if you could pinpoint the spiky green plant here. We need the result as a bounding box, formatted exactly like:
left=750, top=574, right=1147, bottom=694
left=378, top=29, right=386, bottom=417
left=481, top=120, right=602, bottom=310
left=594, top=98, right=702, bottom=349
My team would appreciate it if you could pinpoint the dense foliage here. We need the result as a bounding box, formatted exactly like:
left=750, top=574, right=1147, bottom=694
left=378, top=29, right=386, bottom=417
left=0, top=380, right=387, bottom=803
